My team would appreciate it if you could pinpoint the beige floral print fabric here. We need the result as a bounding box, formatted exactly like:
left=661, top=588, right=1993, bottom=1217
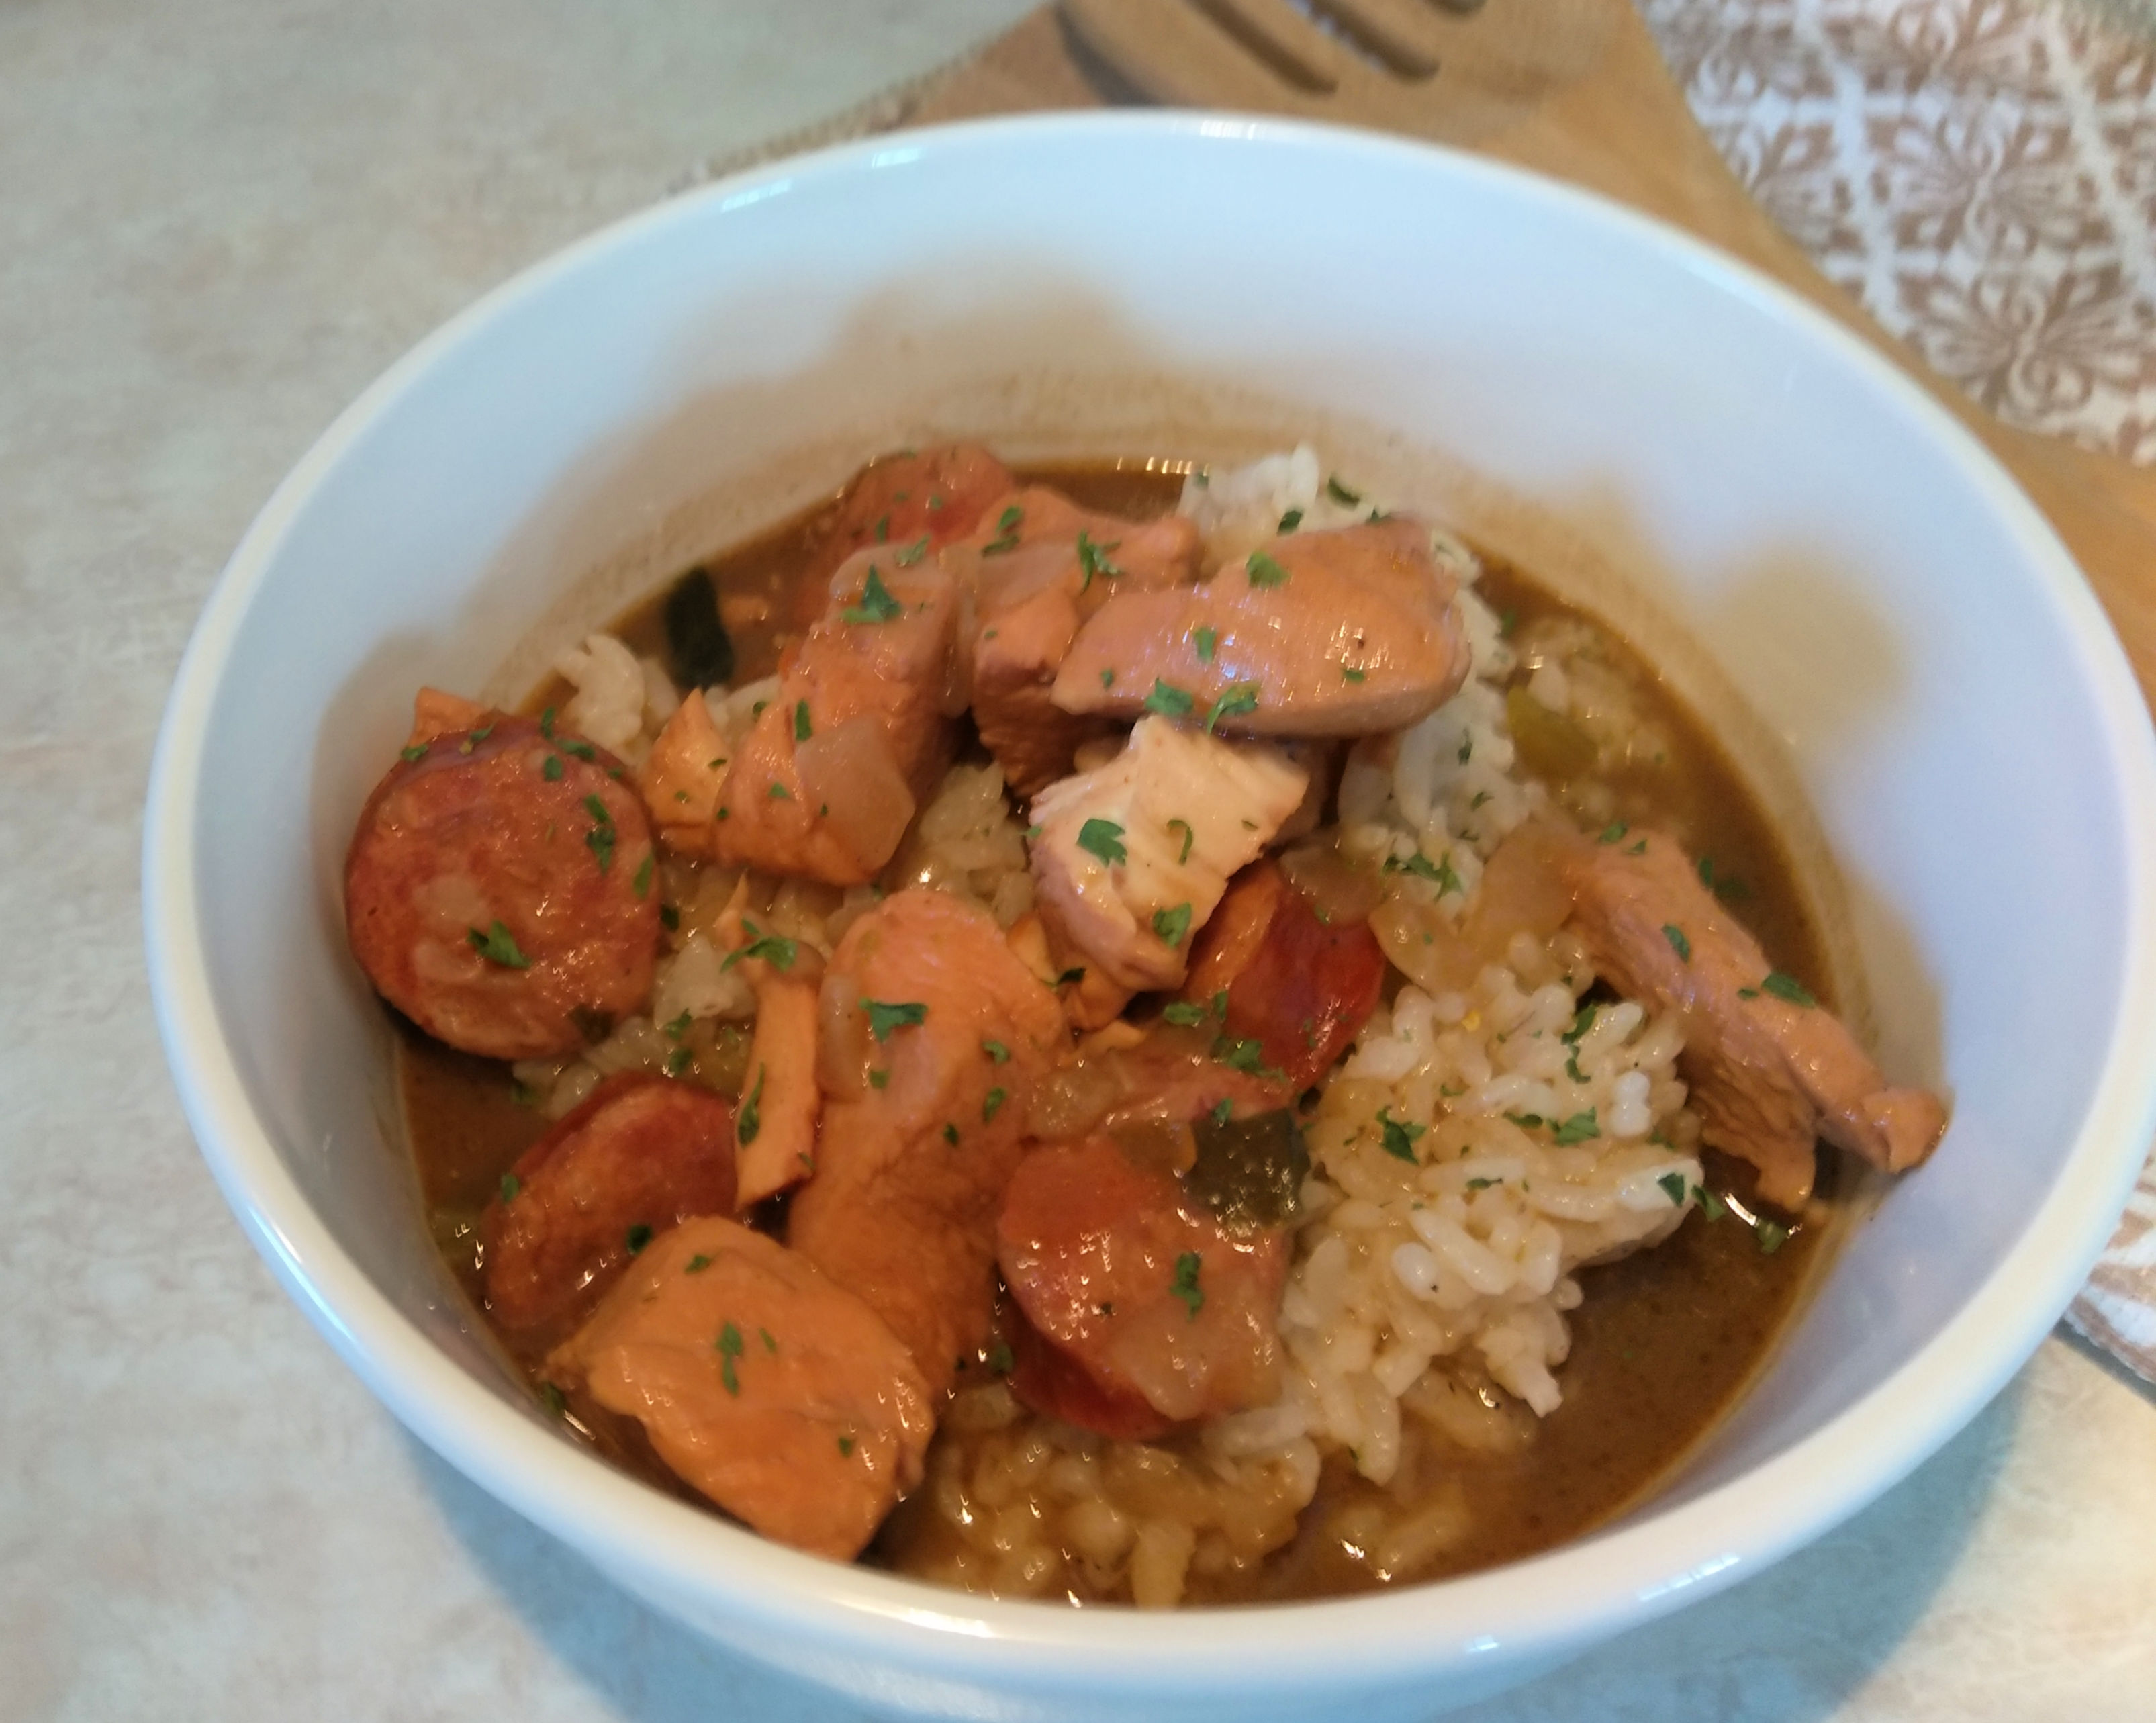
left=1643, top=0, right=2156, bottom=463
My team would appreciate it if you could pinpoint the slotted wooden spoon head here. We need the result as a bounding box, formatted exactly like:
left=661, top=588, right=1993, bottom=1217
left=1062, top=0, right=1613, bottom=144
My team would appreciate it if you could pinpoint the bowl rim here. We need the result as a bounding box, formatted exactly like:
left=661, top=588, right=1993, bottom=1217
left=143, top=109, right=2156, bottom=1688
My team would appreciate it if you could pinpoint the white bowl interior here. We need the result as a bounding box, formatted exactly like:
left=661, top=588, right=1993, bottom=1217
left=146, top=117, right=2156, bottom=1720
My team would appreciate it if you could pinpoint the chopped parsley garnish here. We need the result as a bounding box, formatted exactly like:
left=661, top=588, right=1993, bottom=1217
left=1162, top=1001, right=1209, bottom=1027
left=1055, top=966, right=1086, bottom=987
left=1076, top=817, right=1127, bottom=867
left=1756, top=1220, right=1790, bottom=1256
left=1552, top=1109, right=1601, bottom=1145
left=767, top=782, right=792, bottom=800
left=793, top=700, right=813, bottom=741
left=632, top=853, right=653, bottom=899
left=1599, top=821, right=1629, bottom=845
left=1192, top=626, right=1217, bottom=663
left=1662, top=924, right=1691, bottom=962
left=1384, top=850, right=1462, bottom=894
left=664, top=1010, right=692, bottom=1039
left=942, top=1122, right=959, bottom=1146
left=560, top=739, right=596, bottom=761
left=1325, top=475, right=1362, bottom=506
left=467, top=921, right=531, bottom=969
left=1152, top=902, right=1192, bottom=947
left=1246, top=550, right=1290, bottom=588
left=625, top=1223, right=653, bottom=1254
left=1466, top=1176, right=1499, bottom=1191
left=1505, top=1111, right=1546, bottom=1130
left=400, top=743, right=428, bottom=763
left=1342, top=666, right=1366, bottom=683
left=868, top=1068, right=889, bottom=1089
left=761, top=1328, right=778, bottom=1354
left=863, top=998, right=928, bottom=1041
left=465, top=723, right=494, bottom=747
left=736, top=1066, right=765, bottom=1146
left=895, top=534, right=931, bottom=566
left=498, top=1173, right=521, bottom=1202
left=665, top=1046, right=692, bottom=1077
left=716, top=1321, right=744, bottom=1395
left=1562, top=1004, right=1597, bottom=1045
left=659, top=903, right=680, bottom=931
left=841, top=565, right=905, bottom=624
left=1278, top=507, right=1303, bottom=532
left=1212, top=1036, right=1274, bottom=1076
left=837, top=1434, right=855, bottom=1457
left=1205, top=682, right=1260, bottom=732
left=1170, top=1252, right=1205, bottom=1319
left=722, top=919, right=798, bottom=972
left=981, top=1038, right=1011, bottom=1064
left=538, top=706, right=557, bottom=739
left=1075, top=530, right=1121, bottom=590
left=685, top=1253, right=713, bottom=1274
left=1761, top=971, right=1817, bottom=1007
left=1210, top=1097, right=1233, bottom=1127
left=1211, top=989, right=1229, bottom=1019
left=1697, top=855, right=1717, bottom=889
left=987, top=1341, right=1014, bottom=1375
left=982, top=504, right=1023, bottom=555
left=1099, top=668, right=1115, bottom=688
left=872, top=514, right=889, bottom=543
left=1656, top=1171, right=1689, bottom=1206
left=1144, top=678, right=1195, bottom=718
left=583, top=794, right=616, bottom=873
left=538, top=1382, right=567, bottom=1416
left=983, top=1087, right=1007, bottom=1123
left=541, top=754, right=564, bottom=782
left=1168, top=817, right=1194, bottom=864
left=508, top=1080, right=537, bottom=1108
left=1699, top=1187, right=1729, bottom=1221
left=1457, top=733, right=1473, bottom=765
left=1378, top=1107, right=1427, bottom=1163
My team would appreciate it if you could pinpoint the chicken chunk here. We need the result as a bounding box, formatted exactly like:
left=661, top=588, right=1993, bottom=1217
left=1027, top=717, right=1308, bottom=993
left=786, top=442, right=1015, bottom=628
left=788, top=888, right=1069, bottom=1398
left=958, top=487, right=1203, bottom=796
left=1051, top=519, right=1470, bottom=737
left=712, top=554, right=957, bottom=884
left=1560, top=829, right=1947, bottom=1209
left=637, top=687, right=729, bottom=859
left=547, top=1216, right=933, bottom=1561
left=711, top=880, right=824, bottom=1209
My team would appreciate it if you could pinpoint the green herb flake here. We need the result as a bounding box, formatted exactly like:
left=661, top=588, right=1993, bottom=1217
left=895, top=534, right=931, bottom=567
left=1166, top=817, right=1194, bottom=865
left=684, top=1253, right=714, bottom=1274
left=722, top=919, right=798, bottom=973
left=1099, top=668, right=1115, bottom=688
left=1210, top=1097, right=1233, bottom=1127
left=1211, top=1035, right=1274, bottom=1076
left=1246, top=550, right=1290, bottom=588
left=1192, top=626, right=1217, bottom=663
left=467, top=921, right=531, bottom=969
left=1152, top=902, right=1193, bottom=948
left=1378, top=1107, right=1427, bottom=1163
left=716, top=1321, right=744, bottom=1395
left=539, top=706, right=557, bottom=739
left=769, top=782, right=796, bottom=802
left=538, top=1381, right=567, bottom=1416
left=1656, top=1171, right=1689, bottom=1206
left=863, top=998, right=928, bottom=1041
left=1562, top=1004, right=1597, bottom=1045
left=1626, top=839, right=1647, bottom=856
left=1552, top=1109, right=1601, bottom=1146
left=1699, top=1188, right=1728, bottom=1221
left=585, top=822, right=616, bottom=874
left=837, top=1434, right=855, bottom=1457
left=1342, top=665, right=1367, bottom=683
left=1761, top=971, right=1818, bottom=1008
left=665, top=1046, right=693, bottom=1077
left=1056, top=966, right=1086, bottom=987
left=560, top=739, right=596, bottom=761
left=1170, top=1252, right=1205, bottom=1319
left=1205, top=682, right=1260, bottom=733
left=536, top=754, right=563, bottom=783
left=841, top=564, right=906, bottom=625
left=1597, top=822, right=1629, bottom=846
left=1076, top=817, right=1127, bottom=867
left=942, top=1122, right=959, bottom=1147
left=625, top=1223, right=653, bottom=1255
left=867, top=1068, right=889, bottom=1089
left=1756, top=1219, right=1790, bottom=1256
left=736, top=1066, right=765, bottom=1146
left=1162, top=1001, right=1208, bottom=1027
left=400, top=743, right=428, bottom=763
left=1505, top=1111, right=1546, bottom=1130
left=983, top=1088, right=1007, bottom=1123
left=793, top=700, right=813, bottom=742
left=631, top=853, right=653, bottom=900
left=659, top=903, right=680, bottom=931
left=1143, top=678, right=1196, bottom=720
left=987, top=1340, right=1015, bottom=1375
left=664, top=1010, right=693, bottom=1040
left=1075, top=530, right=1122, bottom=591
left=1278, top=507, right=1303, bottom=532
left=1325, top=475, right=1362, bottom=506
left=1662, top=924, right=1691, bottom=962
left=982, top=1038, right=1011, bottom=1064
left=498, top=1172, right=522, bottom=1203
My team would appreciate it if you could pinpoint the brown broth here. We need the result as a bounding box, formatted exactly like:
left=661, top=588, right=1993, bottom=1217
left=400, top=455, right=1843, bottom=1601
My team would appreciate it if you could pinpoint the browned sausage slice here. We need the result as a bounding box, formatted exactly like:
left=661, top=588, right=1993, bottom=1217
left=997, top=1136, right=1289, bottom=1428
left=481, top=1073, right=737, bottom=1334
left=547, top=1215, right=934, bottom=1561
left=346, top=714, right=660, bottom=1059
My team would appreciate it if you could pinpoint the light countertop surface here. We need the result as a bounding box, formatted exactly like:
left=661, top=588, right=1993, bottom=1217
left=4, top=3, right=2151, bottom=1718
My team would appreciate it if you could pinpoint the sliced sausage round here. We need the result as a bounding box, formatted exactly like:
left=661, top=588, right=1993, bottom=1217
left=481, top=1072, right=738, bottom=1334
left=346, top=714, right=660, bottom=1060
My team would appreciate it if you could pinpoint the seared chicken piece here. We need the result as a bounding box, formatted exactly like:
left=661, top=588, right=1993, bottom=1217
left=1051, top=519, right=1469, bottom=737
left=1027, top=717, right=1308, bottom=993
left=712, top=553, right=957, bottom=885
left=788, top=888, right=1069, bottom=1399
left=547, top=1216, right=933, bottom=1561
left=1560, top=829, right=1947, bottom=1209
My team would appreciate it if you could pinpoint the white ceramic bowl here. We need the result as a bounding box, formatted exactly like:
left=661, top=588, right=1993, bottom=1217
left=144, top=115, right=2156, bottom=1721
